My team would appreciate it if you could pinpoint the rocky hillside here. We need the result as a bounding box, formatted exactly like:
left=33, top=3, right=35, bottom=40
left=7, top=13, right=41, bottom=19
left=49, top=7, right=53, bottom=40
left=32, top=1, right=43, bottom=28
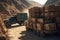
left=44, top=0, right=60, bottom=6
left=0, top=0, right=31, bottom=19
left=0, top=0, right=42, bottom=19
left=28, top=1, right=42, bottom=7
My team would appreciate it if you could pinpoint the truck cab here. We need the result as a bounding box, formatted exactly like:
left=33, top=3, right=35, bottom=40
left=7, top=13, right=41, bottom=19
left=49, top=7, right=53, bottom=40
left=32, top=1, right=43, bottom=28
left=4, top=13, right=28, bottom=27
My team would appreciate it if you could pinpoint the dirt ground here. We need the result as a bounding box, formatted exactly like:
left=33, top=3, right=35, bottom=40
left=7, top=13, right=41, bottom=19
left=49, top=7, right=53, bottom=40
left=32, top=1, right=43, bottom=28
left=7, top=24, right=60, bottom=40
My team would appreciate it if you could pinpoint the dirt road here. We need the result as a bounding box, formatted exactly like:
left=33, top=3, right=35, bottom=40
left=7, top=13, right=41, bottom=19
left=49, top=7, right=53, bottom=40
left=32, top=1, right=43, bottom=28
left=7, top=25, right=60, bottom=40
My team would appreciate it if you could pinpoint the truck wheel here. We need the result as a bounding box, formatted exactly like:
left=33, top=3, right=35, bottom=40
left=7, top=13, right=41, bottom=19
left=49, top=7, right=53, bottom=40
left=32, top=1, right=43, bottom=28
left=4, top=20, right=11, bottom=28
left=6, top=23, right=11, bottom=28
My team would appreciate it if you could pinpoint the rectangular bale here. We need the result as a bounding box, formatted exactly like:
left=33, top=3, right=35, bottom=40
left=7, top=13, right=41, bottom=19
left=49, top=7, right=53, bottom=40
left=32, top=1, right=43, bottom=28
left=28, top=22, right=33, bottom=29
left=31, top=18, right=36, bottom=23
left=44, top=23, right=56, bottom=31
left=37, top=18, right=44, bottom=24
left=48, top=5, right=55, bottom=12
left=36, top=23, right=43, bottom=32
left=44, top=12, right=56, bottom=19
left=24, top=20, right=29, bottom=28
left=44, top=5, right=55, bottom=12
left=55, top=6, right=60, bottom=12
left=33, top=23, right=37, bottom=30
left=29, top=7, right=41, bottom=18
left=44, top=19, right=55, bottom=24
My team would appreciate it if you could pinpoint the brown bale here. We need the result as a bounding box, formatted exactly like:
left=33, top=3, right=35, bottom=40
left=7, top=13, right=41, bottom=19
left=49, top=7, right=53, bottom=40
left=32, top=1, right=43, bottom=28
left=55, top=6, right=60, bottom=12
left=29, top=22, right=33, bottom=29
left=44, top=6, right=49, bottom=12
left=41, top=7, right=45, bottom=13
left=29, top=7, right=41, bottom=18
left=44, top=19, right=53, bottom=24
left=36, top=23, right=43, bottom=32
left=37, top=18, right=44, bottom=24
left=28, top=19, right=32, bottom=23
left=48, top=5, right=55, bottom=11
left=44, top=12, right=55, bottom=19
left=44, top=23, right=56, bottom=31
left=44, top=5, right=55, bottom=12
left=33, top=23, right=37, bottom=30
left=24, top=20, right=30, bottom=31
left=31, top=18, right=36, bottom=23
left=24, top=20, right=29, bottom=28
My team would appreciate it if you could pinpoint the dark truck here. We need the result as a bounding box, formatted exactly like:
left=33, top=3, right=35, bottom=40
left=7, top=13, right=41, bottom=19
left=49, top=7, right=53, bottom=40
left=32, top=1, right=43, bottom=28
left=4, top=13, right=27, bottom=27
left=16, top=13, right=27, bottom=25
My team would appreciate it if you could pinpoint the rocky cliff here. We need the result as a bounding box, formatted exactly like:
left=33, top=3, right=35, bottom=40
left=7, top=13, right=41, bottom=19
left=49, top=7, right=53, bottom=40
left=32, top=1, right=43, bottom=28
left=44, top=0, right=60, bottom=6
left=0, top=0, right=42, bottom=19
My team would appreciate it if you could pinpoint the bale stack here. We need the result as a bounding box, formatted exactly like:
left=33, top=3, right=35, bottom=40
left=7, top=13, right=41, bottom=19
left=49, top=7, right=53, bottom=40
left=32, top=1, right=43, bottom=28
left=44, top=5, right=56, bottom=19
left=42, top=5, right=57, bottom=34
left=25, top=5, right=60, bottom=37
left=28, top=7, right=43, bottom=33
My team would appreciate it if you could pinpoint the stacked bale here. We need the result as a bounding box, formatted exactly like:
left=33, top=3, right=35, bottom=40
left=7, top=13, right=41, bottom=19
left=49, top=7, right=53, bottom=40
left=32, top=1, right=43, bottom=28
left=36, top=18, right=44, bottom=34
left=44, top=5, right=55, bottom=12
left=28, top=7, right=43, bottom=33
left=25, top=5, right=60, bottom=37
left=24, top=20, right=30, bottom=31
left=29, top=7, right=41, bottom=18
left=43, top=5, right=57, bottom=34
left=44, top=23, right=56, bottom=34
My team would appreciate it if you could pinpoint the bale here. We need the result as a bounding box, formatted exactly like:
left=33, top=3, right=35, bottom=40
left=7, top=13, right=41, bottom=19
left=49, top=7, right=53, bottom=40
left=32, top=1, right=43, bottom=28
left=44, top=23, right=56, bottom=32
left=33, top=23, right=37, bottom=30
left=37, top=18, right=44, bottom=24
left=36, top=23, right=43, bottom=32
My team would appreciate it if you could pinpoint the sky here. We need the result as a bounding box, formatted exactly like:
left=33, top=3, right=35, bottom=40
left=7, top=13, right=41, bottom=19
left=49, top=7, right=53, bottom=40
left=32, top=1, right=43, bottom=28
left=29, top=0, right=47, bottom=5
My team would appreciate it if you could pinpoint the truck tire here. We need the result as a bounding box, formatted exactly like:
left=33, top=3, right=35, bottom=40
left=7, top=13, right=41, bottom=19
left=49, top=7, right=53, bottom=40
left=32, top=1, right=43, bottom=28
left=6, top=23, right=11, bottom=28
left=4, top=20, right=11, bottom=28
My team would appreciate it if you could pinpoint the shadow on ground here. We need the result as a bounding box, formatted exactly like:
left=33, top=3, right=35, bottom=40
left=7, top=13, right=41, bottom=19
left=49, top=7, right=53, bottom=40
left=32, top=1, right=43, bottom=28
left=18, top=31, right=60, bottom=40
